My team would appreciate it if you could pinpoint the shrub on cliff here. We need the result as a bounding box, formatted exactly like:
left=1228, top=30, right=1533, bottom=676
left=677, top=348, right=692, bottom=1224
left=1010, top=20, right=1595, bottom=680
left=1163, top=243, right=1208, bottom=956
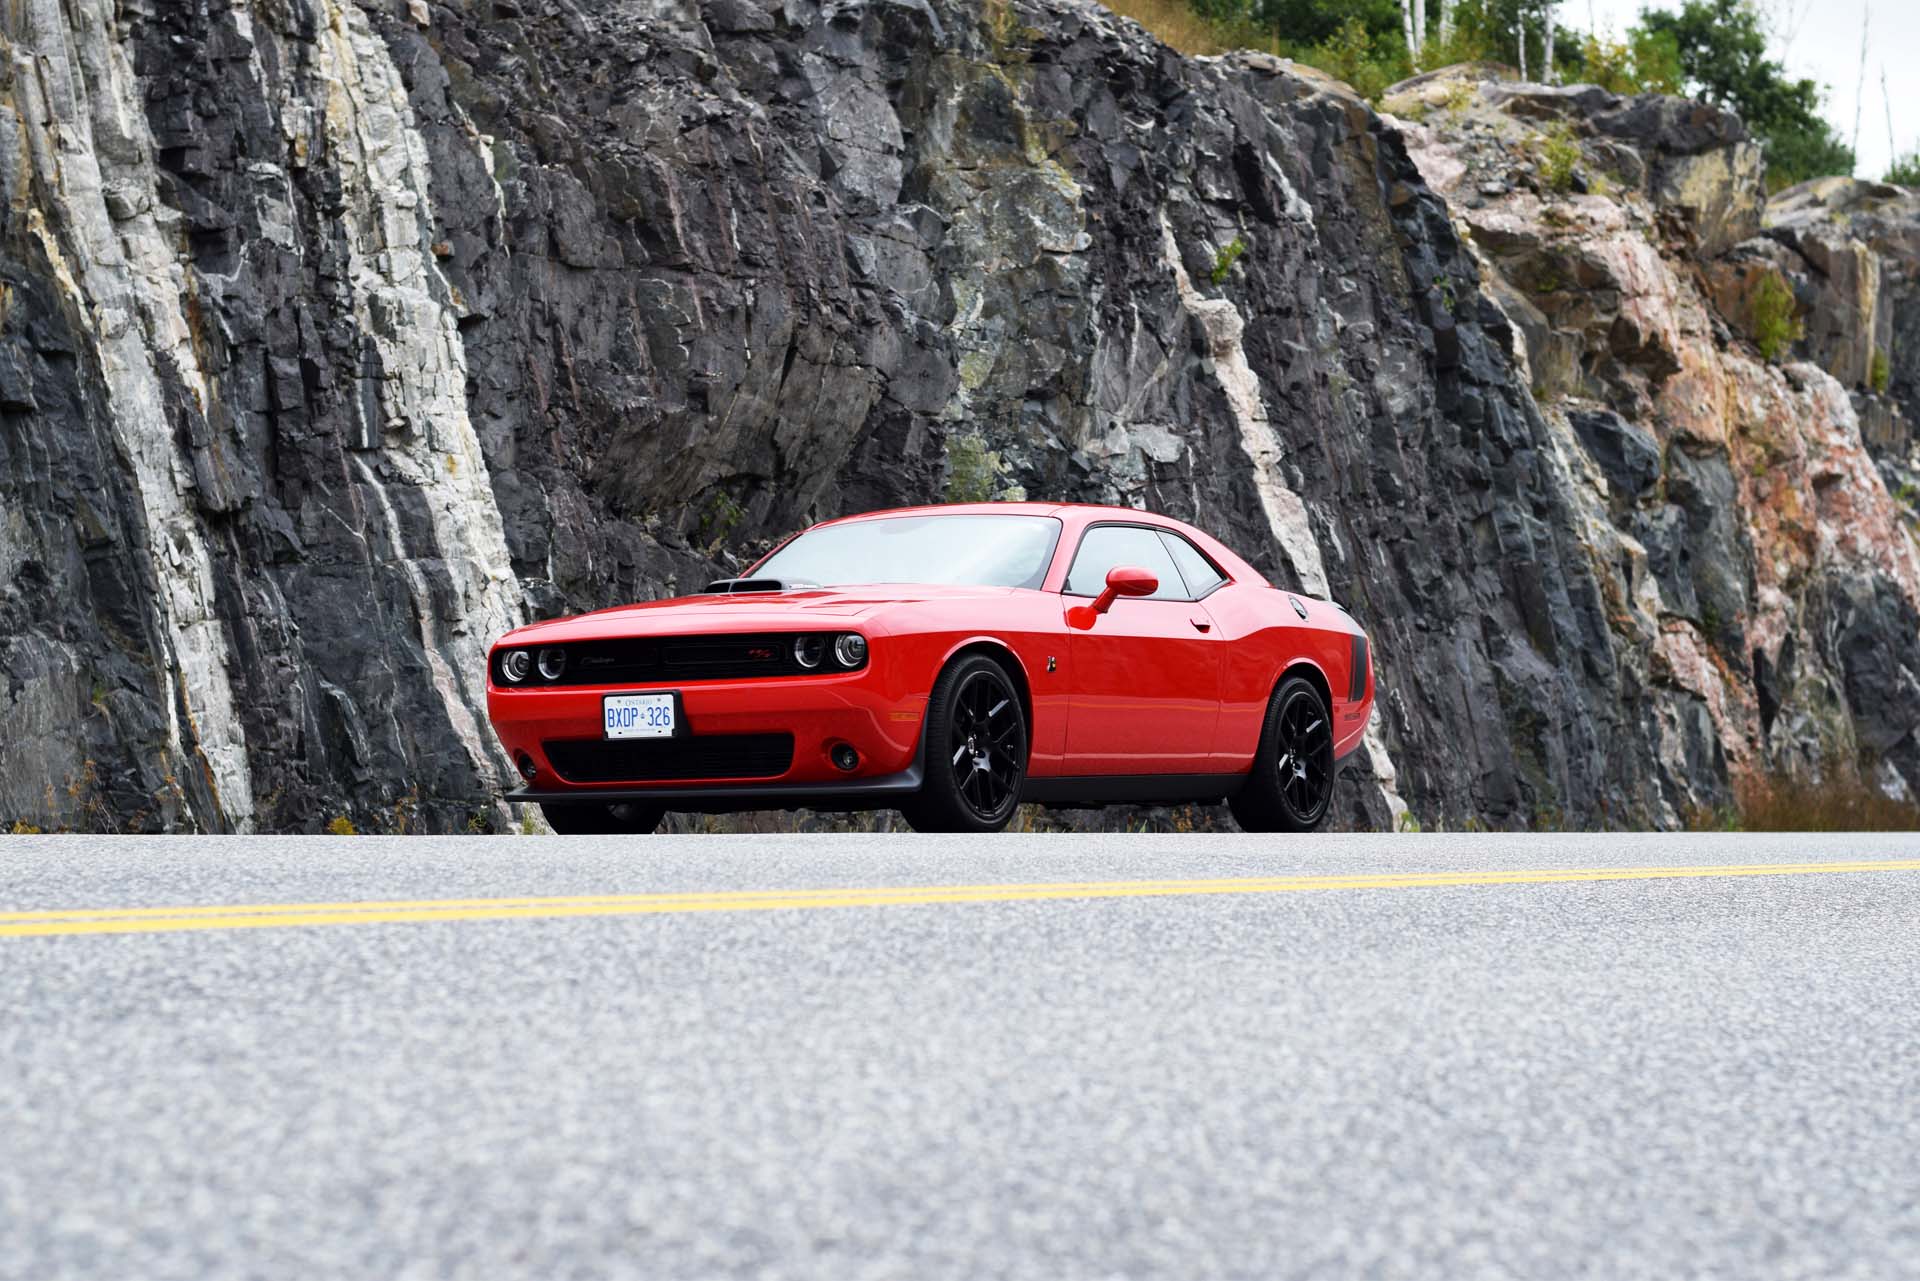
left=1888, top=151, right=1920, bottom=188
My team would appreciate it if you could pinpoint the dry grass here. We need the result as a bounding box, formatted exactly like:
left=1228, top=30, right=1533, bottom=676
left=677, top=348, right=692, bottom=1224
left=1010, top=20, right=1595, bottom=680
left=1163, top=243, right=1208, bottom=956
left=1097, top=0, right=1238, bottom=56
left=1690, top=772, right=1920, bottom=832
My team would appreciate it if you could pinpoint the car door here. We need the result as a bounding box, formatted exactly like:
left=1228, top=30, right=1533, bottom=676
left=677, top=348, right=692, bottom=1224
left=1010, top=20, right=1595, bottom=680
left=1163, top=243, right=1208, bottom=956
left=1061, top=524, right=1223, bottom=774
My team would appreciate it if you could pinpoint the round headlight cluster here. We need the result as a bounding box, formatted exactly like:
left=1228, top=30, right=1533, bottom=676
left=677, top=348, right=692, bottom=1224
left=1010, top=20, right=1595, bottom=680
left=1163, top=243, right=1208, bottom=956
left=833, top=633, right=867, bottom=668
left=794, top=633, right=867, bottom=670
left=500, top=649, right=532, bottom=683
left=498, top=646, right=570, bottom=686
left=793, top=635, right=827, bottom=669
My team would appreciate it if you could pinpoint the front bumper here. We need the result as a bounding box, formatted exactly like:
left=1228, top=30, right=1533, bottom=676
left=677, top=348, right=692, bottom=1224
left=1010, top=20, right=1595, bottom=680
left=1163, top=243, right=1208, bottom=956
left=486, top=667, right=927, bottom=796
left=503, top=759, right=925, bottom=813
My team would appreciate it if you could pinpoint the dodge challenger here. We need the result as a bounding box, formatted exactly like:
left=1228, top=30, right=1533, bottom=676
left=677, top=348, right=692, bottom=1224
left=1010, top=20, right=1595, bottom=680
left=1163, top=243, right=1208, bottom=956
left=486, top=503, right=1374, bottom=834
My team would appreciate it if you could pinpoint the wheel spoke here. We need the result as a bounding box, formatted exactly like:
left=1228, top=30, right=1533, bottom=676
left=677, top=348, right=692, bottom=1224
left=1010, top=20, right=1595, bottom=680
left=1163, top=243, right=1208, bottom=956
left=943, top=669, right=1026, bottom=819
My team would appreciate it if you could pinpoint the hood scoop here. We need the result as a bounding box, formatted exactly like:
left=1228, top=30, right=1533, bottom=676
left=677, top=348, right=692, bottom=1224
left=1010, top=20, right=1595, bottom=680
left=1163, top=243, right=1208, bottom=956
left=704, top=577, right=794, bottom=594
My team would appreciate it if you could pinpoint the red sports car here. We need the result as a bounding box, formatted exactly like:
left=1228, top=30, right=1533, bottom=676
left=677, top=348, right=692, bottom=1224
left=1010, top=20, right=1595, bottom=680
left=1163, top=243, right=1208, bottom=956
left=486, top=504, right=1374, bottom=834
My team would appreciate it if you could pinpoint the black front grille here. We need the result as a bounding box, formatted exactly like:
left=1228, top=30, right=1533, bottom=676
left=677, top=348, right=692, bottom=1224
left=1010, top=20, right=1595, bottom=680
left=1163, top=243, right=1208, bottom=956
left=543, top=733, right=796, bottom=784
left=499, top=633, right=856, bottom=686
left=1349, top=635, right=1369, bottom=702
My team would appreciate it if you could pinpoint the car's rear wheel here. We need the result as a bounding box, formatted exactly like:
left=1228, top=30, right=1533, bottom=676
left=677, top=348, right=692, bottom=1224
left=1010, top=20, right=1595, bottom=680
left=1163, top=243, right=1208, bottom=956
left=1229, top=675, right=1335, bottom=833
left=901, top=653, right=1028, bottom=834
left=538, top=800, right=665, bottom=835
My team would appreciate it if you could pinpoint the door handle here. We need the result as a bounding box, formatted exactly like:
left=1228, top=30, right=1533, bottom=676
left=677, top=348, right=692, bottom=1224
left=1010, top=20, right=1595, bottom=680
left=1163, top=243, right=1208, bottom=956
left=1189, top=617, right=1211, bottom=632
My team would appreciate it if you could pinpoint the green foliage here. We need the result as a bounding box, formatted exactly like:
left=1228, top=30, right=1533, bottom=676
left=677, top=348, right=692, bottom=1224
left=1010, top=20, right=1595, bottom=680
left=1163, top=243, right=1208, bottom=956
left=1761, top=117, right=1856, bottom=192
left=1293, top=16, right=1402, bottom=100
left=327, top=815, right=357, bottom=836
left=1638, top=0, right=1852, bottom=188
left=1886, top=150, right=1920, bottom=188
left=1870, top=348, right=1891, bottom=394
left=698, top=488, right=746, bottom=552
left=1232, top=0, right=1400, bottom=45
left=1749, top=269, right=1801, bottom=362
left=1536, top=124, right=1579, bottom=192
left=945, top=433, right=999, bottom=503
left=1437, top=0, right=1573, bottom=78
left=1210, top=236, right=1249, bottom=283
left=1577, top=28, right=1682, bottom=96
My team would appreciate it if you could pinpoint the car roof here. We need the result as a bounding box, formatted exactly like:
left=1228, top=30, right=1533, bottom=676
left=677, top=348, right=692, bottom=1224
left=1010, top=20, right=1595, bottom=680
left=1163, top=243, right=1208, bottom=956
left=790, top=503, right=1270, bottom=590
left=808, top=502, right=1190, bottom=528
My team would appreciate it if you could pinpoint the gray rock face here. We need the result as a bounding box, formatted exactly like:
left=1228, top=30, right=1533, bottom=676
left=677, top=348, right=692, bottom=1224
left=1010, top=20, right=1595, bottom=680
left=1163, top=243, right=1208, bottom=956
left=0, top=0, right=1914, bottom=832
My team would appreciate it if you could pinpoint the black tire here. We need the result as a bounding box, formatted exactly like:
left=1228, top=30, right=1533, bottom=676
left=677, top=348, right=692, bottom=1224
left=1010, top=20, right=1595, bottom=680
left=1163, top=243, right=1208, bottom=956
left=539, top=800, right=665, bottom=835
left=900, top=653, right=1028, bottom=834
left=1229, top=675, right=1336, bottom=833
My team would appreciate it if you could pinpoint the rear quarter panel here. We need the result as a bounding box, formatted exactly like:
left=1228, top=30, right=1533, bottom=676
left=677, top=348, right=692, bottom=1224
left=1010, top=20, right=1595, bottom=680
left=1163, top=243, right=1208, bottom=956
left=1202, top=585, right=1371, bottom=769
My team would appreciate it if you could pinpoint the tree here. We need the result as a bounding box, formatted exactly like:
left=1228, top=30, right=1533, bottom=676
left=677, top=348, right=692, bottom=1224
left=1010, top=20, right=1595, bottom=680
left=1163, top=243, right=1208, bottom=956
left=1887, top=150, right=1920, bottom=187
left=1439, top=0, right=1570, bottom=79
left=1245, top=0, right=1404, bottom=46
left=1541, top=0, right=1555, bottom=84
left=1638, top=0, right=1853, bottom=188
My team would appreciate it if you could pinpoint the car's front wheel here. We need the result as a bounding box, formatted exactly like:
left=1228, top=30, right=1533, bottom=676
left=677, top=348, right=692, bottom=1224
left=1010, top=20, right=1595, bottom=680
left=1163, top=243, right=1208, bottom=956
left=901, top=653, right=1028, bottom=834
left=1229, top=675, right=1336, bottom=832
left=538, top=800, right=665, bottom=835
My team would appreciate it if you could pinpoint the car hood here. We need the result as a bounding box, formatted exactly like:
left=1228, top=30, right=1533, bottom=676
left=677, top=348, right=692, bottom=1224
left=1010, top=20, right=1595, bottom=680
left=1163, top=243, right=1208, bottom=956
left=495, top=584, right=1020, bottom=645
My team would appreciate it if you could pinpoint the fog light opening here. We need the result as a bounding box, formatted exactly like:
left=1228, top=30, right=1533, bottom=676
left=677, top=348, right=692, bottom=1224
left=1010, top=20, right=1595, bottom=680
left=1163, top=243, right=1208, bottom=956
left=830, top=743, right=859, bottom=773
left=515, top=752, right=538, bottom=781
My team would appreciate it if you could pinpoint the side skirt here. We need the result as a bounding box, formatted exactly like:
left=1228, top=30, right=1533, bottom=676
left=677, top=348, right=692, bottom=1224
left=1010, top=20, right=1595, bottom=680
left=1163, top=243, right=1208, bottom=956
left=1020, top=773, right=1249, bottom=809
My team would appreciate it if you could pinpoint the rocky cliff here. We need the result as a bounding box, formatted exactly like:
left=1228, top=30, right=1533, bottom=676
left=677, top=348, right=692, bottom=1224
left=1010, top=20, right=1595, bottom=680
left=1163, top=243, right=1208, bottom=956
left=1, top=0, right=1914, bottom=832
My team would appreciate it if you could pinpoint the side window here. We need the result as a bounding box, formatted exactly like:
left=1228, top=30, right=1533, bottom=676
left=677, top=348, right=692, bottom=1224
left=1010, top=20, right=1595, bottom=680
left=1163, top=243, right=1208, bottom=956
left=1065, top=526, right=1188, bottom=600
left=1159, top=531, right=1227, bottom=597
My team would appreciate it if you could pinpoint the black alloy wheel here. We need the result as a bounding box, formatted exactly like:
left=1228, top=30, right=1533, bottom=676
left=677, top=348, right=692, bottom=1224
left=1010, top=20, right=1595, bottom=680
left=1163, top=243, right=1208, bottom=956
left=538, top=799, right=665, bottom=836
left=1229, top=675, right=1336, bottom=833
left=902, top=653, right=1028, bottom=833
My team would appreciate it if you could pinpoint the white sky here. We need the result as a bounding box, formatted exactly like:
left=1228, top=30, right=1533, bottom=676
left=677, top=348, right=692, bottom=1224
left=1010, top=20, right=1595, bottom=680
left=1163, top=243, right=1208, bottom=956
left=1577, top=0, right=1915, bottom=180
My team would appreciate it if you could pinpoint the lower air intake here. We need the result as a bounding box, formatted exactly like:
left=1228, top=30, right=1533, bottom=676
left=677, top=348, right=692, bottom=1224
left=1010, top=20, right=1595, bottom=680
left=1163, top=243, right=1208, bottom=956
left=543, top=733, right=795, bottom=784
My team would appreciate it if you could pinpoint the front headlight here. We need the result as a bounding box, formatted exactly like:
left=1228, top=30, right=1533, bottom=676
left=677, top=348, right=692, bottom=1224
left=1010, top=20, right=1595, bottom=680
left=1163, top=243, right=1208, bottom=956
left=500, top=649, right=531, bottom=683
left=537, top=647, right=567, bottom=681
left=794, top=635, right=827, bottom=669
left=832, top=633, right=867, bottom=668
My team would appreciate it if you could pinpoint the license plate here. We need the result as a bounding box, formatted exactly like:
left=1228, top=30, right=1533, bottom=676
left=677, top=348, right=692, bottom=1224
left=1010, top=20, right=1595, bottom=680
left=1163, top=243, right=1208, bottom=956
left=603, top=693, right=676, bottom=740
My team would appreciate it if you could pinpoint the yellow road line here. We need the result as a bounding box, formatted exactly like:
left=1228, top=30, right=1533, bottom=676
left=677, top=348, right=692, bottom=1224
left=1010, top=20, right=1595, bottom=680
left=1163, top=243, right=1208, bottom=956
left=2, top=860, right=1916, bottom=939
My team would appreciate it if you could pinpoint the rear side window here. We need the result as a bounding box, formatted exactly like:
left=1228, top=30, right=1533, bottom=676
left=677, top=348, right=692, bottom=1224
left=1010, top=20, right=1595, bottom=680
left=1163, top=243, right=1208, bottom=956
left=1159, top=531, right=1227, bottom=597
left=1065, top=526, right=1189, bottom=601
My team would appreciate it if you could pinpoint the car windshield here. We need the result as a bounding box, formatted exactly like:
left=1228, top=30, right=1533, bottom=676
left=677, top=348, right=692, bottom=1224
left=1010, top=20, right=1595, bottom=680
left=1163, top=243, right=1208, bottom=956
left=753, top=514, right=1062, bottom=590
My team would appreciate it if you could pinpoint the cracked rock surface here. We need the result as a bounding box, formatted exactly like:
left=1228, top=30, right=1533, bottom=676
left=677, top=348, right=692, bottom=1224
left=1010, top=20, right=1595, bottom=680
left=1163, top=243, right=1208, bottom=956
left=0, top=2, right=1914, bottom=832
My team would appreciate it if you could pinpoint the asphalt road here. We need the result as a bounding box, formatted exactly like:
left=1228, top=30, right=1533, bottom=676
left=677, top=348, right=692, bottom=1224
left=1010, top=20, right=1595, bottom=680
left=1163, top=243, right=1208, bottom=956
left=4, top=833, right=1919, bottom=1280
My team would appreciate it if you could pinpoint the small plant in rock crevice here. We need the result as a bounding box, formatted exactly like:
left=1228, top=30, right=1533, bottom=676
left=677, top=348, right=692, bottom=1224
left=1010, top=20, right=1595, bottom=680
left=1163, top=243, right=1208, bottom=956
left=1209, top=236, right=1248, bottom=284
left=1749, top=270, right=1802, bottom=363
left=1535, top=124, right=1580, bottom=194
left=1870, top=347, right=1890, bottom=393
